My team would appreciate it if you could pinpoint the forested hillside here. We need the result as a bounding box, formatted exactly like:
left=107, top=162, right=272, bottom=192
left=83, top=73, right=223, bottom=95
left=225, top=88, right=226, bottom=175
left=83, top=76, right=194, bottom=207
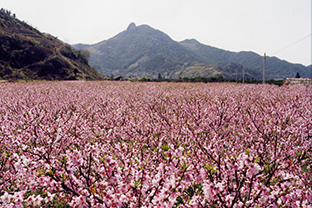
left=0, top=9, right=103, bottom=81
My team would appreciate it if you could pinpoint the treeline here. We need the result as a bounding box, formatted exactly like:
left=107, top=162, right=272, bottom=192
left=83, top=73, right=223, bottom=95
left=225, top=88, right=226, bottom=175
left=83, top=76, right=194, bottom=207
left=0, top=8, right=16, bottom=19
left=106, top=75, right=285, bottom=86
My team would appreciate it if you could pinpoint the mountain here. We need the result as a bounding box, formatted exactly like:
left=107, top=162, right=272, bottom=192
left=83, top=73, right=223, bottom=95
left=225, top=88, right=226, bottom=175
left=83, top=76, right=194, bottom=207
left=73, top=23, right=261, bottom=79
left=74, top=23, right=310, bottom=80
left=180, top=39, right=310, bottom=79
left=0, top=9, right=103, bottom=81
left=74, top=23, right=208, bottom=79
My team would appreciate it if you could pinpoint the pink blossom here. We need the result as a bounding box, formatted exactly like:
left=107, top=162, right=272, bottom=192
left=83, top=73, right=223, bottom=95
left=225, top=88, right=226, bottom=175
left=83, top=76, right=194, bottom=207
left=203, top=183, right=215, bottom=201
left=33, top=195, right=43, bottom=206
left=247, top=162, right=261, bottom=177
left=45, top=192, right=55, bottom=203
left=1, top=192, right=11, bottom=203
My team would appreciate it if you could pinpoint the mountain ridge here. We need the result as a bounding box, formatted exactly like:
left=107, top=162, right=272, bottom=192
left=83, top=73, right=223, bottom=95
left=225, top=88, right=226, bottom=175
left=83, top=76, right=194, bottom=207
left=180, top=39, right=310, bottom=79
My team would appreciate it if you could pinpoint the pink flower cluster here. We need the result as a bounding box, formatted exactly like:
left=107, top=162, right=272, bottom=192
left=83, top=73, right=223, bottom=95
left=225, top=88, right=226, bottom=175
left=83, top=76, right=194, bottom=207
left=0, top=81, right=311, bottom=207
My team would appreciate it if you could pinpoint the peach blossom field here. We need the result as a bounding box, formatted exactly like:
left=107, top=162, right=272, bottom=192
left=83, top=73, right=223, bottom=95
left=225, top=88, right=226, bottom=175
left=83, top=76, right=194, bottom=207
left=0, top=81, right=311, bottom=207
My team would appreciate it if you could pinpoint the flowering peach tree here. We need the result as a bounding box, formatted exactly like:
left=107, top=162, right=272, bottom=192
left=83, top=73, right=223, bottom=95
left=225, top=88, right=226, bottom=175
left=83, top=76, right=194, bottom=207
left=0, top=81, right=311, bottom=207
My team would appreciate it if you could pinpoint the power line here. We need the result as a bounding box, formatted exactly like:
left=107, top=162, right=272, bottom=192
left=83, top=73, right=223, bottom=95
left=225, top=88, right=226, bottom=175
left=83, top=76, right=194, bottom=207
left=272, top=34, right=311, bottom=56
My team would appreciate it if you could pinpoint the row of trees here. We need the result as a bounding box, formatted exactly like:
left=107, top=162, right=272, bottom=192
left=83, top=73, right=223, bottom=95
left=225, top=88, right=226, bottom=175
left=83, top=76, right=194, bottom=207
left=106, top=74, right=285, bottom=86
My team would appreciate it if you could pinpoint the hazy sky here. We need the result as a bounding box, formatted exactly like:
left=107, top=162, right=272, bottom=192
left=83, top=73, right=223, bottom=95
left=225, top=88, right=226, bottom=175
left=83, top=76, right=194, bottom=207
left=1, top=0, right=311, bottom=66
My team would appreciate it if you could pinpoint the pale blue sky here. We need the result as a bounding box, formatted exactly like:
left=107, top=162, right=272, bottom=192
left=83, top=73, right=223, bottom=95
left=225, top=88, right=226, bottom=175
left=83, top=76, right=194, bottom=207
left=1, top=0, right=311, bottom=66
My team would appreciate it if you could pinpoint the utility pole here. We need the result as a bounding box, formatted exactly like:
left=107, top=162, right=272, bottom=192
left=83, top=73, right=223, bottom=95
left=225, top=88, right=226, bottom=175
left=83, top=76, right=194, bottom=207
left=263, top=53, right=266, bottom=84
left=243, top=67, right=245, bottom=84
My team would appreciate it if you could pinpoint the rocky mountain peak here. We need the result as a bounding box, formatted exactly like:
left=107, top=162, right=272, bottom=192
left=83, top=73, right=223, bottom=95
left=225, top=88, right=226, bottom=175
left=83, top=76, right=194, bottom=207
left=127, top=22, right=136, bottom=33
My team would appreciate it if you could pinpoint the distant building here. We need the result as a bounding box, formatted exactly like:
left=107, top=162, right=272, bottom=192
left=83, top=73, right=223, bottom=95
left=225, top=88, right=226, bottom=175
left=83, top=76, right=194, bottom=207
left=284, top=78, right=312, bottom=86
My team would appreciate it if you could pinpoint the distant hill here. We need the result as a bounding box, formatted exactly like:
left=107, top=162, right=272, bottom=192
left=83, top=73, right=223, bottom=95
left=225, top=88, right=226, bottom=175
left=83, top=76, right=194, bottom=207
left=180, top=39, right=310, bottom=79
left=0, top=9, right=103, bottom=81
left=74, top=23, right=310, bottom=80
